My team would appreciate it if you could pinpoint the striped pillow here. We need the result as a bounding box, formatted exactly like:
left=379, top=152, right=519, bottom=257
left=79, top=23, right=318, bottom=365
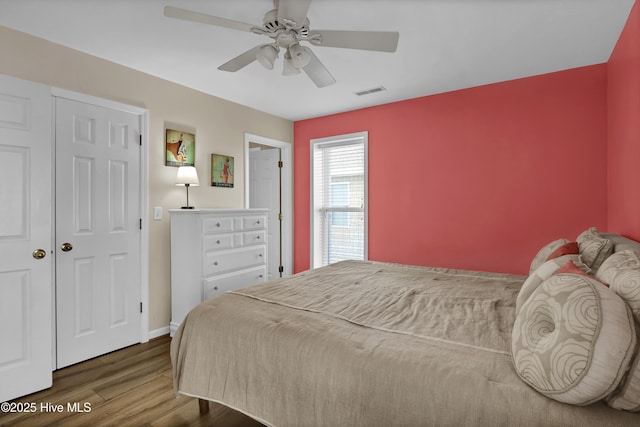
left=529, top=238, right=570, bottom=275
left=597, top=250, right=640, bottom=411
left=607, top=326, right=640, bottom=411
left=516, top=255, right=590, bottom=314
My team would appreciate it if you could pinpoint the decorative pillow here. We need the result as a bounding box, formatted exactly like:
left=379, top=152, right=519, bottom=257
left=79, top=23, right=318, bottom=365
left=596, top=250, right=640, bottom=324
left=577, top=227, right=614, bottom=271
left=516, top=255, right=590, bottom=314
left=596, top=249, right=640, bottom=288
left=511, top=273, right=636, bottom=405
left=556, top=260, right=607, bottom=286
left=595, top=250, right=640, bottom=411
left=529, top=239, right=570, bottom=275
left=607, top=324, right=640, bottom=411
left=546, top=242, right=579, bottom=261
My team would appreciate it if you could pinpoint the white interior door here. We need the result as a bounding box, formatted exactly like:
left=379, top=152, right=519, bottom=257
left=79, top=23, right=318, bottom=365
left=0, top=75, right=53, bottom=401
left=55, top=97, right=141, bottom=368
left=249, top=148, right=281, bottom=280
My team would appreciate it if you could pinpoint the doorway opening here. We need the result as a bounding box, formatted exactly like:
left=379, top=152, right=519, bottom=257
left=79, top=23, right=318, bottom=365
left=244, top=133, right=292, bottom=278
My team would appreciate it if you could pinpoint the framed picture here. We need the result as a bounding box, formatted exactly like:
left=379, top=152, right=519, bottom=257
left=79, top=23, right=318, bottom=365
left=166, top=129, right=195, bottom=167
left=211, top=154, right=234, bottom=188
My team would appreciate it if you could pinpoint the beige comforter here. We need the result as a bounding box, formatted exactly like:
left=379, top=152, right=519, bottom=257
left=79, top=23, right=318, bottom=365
left=171, top=260, right=640, bottom=426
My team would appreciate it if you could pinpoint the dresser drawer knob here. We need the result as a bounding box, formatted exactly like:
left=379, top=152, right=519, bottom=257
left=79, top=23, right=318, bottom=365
left=256, top=235, right=261, bottom=239
left=259, top=274, right=263, bottom=278
left=256, top=220, right=260, bottom=224
left=213, top=261, right=218, bottom=266
left=213, top=286, right=218, bottom=291
left=216, top=239, right=221, bottom=244
left=216, top=222, right=221, bottom=227
left=259, top=253, right=263, bottom=258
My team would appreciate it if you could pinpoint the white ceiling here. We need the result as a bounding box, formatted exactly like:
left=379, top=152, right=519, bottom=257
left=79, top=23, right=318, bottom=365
left=0, top=0, right=634, bottom=121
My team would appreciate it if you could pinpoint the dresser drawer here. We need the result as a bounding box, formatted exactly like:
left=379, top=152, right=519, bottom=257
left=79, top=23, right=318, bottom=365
left=243, top=230, right=266, bottom=246
left=202, top=216, right=234, bottom=234
left=203, top=266, right=267, bottom=300
left=205, top=230, right=266, bottom=250
left=203, top=233, right=242, bottom=251
left=242, top=215, right=267, bottom=231
left=204, top=245, right=266, bottom=276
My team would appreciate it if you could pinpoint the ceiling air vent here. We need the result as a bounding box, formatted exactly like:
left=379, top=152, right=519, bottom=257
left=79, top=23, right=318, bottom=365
left=354, top=86, right=387, bottom=96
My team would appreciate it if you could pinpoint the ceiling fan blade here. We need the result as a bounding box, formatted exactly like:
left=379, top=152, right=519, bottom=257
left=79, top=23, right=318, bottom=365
left=301, top=47, right=335, bottom=88
left=218, top=45, right=263, bottom=72
left=164, top=6, right=256, bottom=33
left=308, top=30, right=399, bottom=52
left=277, top=0, right=312, bottom=29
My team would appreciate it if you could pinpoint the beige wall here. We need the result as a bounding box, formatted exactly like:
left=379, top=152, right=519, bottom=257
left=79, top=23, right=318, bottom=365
left=0, top=26, right=293, bottom=333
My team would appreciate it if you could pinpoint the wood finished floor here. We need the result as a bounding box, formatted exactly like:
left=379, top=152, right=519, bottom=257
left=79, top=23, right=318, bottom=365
left=0, top=335, right=265, bottom=427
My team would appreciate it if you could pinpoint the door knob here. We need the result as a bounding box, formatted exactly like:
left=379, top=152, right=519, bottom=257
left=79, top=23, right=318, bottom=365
left=32, top=249, right=47, bottom=259
left=61, top=242, right=73, bottom=252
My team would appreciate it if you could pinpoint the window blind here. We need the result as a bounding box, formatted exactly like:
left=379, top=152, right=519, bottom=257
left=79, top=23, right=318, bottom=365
left=311, top=132, right=368, bottom=268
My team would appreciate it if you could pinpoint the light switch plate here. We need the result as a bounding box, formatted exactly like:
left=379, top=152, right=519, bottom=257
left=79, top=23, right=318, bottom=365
left=153, top=207, right=163, bottom=220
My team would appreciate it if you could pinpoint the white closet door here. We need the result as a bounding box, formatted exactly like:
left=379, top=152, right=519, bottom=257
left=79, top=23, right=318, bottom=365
left=0, top=75, right=53, bottom=402
left=55, top=97, right=142, bottom=368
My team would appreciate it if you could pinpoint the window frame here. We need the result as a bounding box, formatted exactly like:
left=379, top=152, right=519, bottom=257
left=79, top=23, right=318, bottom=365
left=309, top=131, right=368, bottom=269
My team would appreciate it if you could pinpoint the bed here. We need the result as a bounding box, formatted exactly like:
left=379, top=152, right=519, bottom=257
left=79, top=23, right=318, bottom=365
left=171, top=229, right=640, bottom=426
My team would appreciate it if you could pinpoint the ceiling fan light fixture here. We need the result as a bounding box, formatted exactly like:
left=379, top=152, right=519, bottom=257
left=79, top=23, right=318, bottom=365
left=283, top=50, right=301, bottom=76
left=256, top=44, right=279, bottom=70
left=165, top=2, right=400, bottom=87
left=288, top=43, right=311, bottom=68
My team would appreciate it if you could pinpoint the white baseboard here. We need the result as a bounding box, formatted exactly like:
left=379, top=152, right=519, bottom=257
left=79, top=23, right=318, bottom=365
left=149, top=326, right=170, bottom=340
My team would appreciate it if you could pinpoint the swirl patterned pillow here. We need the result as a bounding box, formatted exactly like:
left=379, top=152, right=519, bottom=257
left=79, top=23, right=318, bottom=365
left=529, top=238, right=570, bottom=275
left=511, top=273, right=636, bottom=405
left=595, top=250, right=640, bottom=410
left=577, top=227, right=614, bottom=271
left=596, top=250, right=640, bottom=298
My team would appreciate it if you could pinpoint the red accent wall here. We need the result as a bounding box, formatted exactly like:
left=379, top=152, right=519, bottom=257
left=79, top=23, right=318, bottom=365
left=294, top=66, right=608, bottom=275
left=607, top=1, right=640, bottom=239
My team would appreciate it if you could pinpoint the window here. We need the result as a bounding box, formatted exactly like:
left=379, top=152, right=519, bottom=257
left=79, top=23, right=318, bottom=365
left=310, top=132, right=368, bottom=268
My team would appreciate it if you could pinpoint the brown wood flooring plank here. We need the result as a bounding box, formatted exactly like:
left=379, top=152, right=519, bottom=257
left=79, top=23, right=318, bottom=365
left=0, top=335, right=265, bottom=427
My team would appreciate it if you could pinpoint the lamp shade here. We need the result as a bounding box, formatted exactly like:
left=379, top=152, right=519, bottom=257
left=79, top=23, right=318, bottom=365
left=283, top=50, right=301, bottom=76
left=257, top=44, right=279, bottom=70
left=288, top=43, right=310, bottom=68
left=175, top=166, right=199, bottom=186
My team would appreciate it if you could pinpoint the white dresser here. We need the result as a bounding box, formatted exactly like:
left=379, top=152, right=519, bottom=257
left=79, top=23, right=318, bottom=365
left=169, top=208, right=268, bottom=336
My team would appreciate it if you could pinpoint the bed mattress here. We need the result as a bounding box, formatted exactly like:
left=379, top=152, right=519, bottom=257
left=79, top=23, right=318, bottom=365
left=171, top=260, right=640, bottom=426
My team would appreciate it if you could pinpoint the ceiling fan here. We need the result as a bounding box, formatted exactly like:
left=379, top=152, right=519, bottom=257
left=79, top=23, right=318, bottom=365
left=163, top=0, right=399, bottom=88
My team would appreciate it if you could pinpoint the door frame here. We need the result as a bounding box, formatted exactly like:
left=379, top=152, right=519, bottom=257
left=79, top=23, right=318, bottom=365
left=244, top=133, right=293, bottom=277
left=51, top=88, right=150, bottom=358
